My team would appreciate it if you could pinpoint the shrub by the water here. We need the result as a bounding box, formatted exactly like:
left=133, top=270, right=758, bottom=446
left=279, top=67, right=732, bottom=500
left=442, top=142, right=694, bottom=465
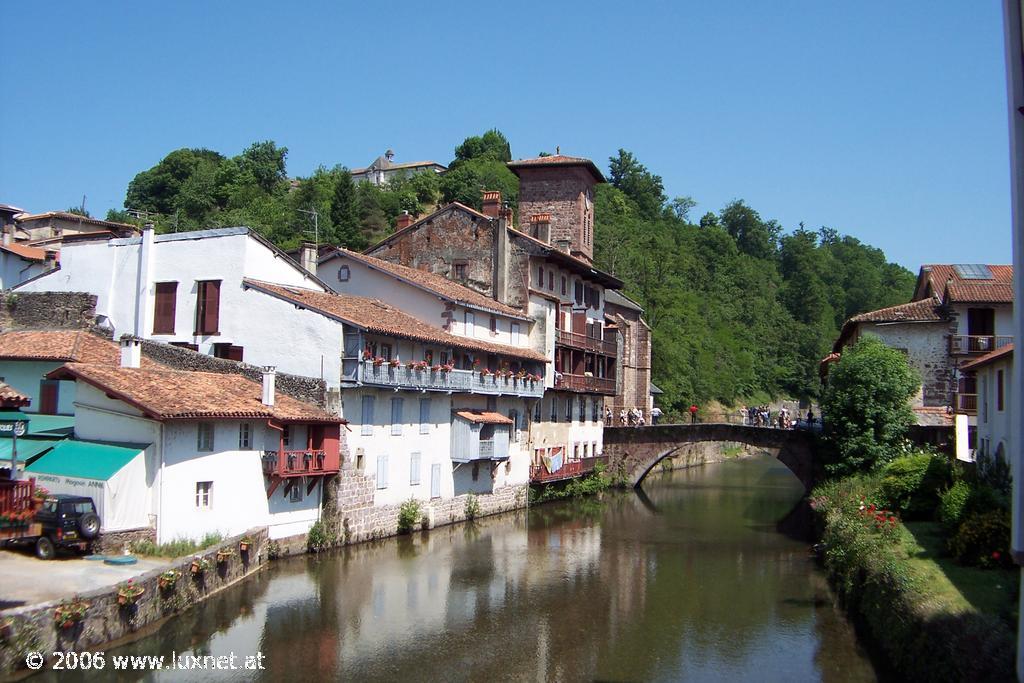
left=878, top=452, right=951, bottom=519
left=307, top=519, right=335, bottom=552
left=464, top=493, right=481, bottom=521
left=397, top=499, right=422, bottom=534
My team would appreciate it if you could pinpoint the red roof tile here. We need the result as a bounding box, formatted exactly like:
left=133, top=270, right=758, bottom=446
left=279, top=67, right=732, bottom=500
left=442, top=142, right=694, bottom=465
left=326, top=248, right=528, bottom=319
left=914, top=264, right=1014, bottom=304
left=0, top=381, right=30, bottom=407
left=0, top=243, right=48, bottom=261
left=453, top=410, right=513, bottom=425
left=0, top=330, right=149, bottom=365
left=49, top=363, right=340, bottom=423
left=960, top=343, right=1014, bottom=371
left=15, top=211, right=139, bottom=232
left=243, top=279, right=549, bottom=363
left=849, top=297, right=945, bottom=323
left=507, top=155, right=606, bottom=183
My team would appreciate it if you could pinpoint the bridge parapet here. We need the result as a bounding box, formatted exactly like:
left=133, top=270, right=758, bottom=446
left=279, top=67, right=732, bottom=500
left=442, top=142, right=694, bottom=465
left=603, top=423, right=819, bottom=489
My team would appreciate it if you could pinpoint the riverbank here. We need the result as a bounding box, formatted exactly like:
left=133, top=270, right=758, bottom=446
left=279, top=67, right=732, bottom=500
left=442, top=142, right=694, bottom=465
left=811, top=475, right=1015, bottom=681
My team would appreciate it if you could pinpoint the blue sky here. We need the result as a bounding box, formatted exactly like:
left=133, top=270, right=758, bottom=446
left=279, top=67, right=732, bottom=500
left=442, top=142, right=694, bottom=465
left=0, top=1, right=1012, bottom=270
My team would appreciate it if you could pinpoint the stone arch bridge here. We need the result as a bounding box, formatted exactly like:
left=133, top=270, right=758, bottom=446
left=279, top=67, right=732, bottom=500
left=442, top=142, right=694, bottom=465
left=602, top=424, right=820, bottom=490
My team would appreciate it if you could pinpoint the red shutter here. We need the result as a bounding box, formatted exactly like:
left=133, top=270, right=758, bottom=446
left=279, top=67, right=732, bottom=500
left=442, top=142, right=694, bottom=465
left=197, top=280, right=221, bottom=334
left=153, top=282, right=177, bottom=334
left=39, top=381, right=58, bottom=414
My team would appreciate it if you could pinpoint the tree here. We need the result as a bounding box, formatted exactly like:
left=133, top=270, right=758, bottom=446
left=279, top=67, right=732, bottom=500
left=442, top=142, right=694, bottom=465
left=607, top=149, right=666, bottom=220
left=821, top=335, right=920, bottom=476
left=454, top=129, right=512, bottom=163
left=330, top=169, right=364, bottom=250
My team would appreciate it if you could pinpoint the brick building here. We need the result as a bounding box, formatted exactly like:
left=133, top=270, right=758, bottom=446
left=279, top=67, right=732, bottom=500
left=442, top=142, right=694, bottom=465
left=364, top=154, right=624, bottom=483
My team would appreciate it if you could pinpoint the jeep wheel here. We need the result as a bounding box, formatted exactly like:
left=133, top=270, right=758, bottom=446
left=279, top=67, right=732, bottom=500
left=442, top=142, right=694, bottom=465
left=79, top=512, right=100, bottom=539
left=35, top=536, right=55, bottom=561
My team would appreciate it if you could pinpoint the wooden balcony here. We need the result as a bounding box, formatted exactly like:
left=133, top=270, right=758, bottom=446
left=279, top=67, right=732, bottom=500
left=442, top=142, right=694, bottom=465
left=531, top=459, right=583, bottom=483
left=955, top=393, right=977, bottom=415
left=348, top=360, right=545, bottom=398
left=949, top=335, right=1013, bottom=355
left=556, top=329, right=617, bottom=356
left=262, top=450, right=338, bottom=478
left=554, top=372, right=616, bottom=395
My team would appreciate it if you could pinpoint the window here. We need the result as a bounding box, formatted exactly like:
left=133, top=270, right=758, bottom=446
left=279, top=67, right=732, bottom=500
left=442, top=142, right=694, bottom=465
left=550, top=397, right=558, bottom=423
left=380, top=343, right=392, bottom=362
left=454, top=262, right=467, bottom=279
left=511, top=322, right=521, bottom=346
left=537, top=265, right=544, bottom=287
left=430, top=463, right=441, bottom=498
left=548, top=270, right=554, bottom=290
left=195, top=481, right=212, bottom=509
left=561, top=276, right=567, bottom=296
left=410, top=452, right=421, bottom=485
left=419, top=398, right=431, bottom=434
left=490, top=315, right=497, bottom=334
left=195, top=280, right=221, bottom=335
left=566, top=396, right=573, bottom=421
left=197, top=423, right=214, bottom=451
left=391, top=398, right=404, bottom=436
left=213, top=343, right=244, bottom=361
left=238, top=423, right=252, bottom=449
left=592, top=398, right=600, bottom=422
left=153, top=282, right=177, bottom=334
left=464, top=311, right=475, bottom=336
left=997, top=369, right=1004, bottom=411
left=509, top=409, right=519, bottom=442
left=533, top=399, right=542, bottom=422
left=361, top=396, right=374, bottom=436
left=337, top=265, right=350, bottom=282
left=579, top=397, right=586, bottom=422
left=376, top=454, right=389, bottom=489
left=282, top=425, right=291, bottom=447
left=289, top=484, right=303, bottom=503
left=574, top=281, right=583, bottom=305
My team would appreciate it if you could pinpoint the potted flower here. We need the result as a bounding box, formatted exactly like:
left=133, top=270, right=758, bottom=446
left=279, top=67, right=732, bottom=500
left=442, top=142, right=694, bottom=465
left=440, top=363, right=454, bottom=373
left=116, top=579, right=145, bottom=606
left=362, top=349, right=372, bottom=361
left=414, top=360, right=428, bottom=371
left=158, top=569, right=181, bottom=590
left=388, top=358, right=400, bottom=368
left=216, top=547, right=235, bottom=565
left=372, top=357, right=385, bottom=367
left=481, top=368, right=493, bottom=378
left=54, top=598, right=89, bottom=630
left=190, top=556, right=211, bottom=576
left=405, top=361, right=416, bottom=370
left=429, top=364, right=441, bottom=372
left=32, top=485, right=49, bottom=510
left=239, top=535, right=254, bottom=553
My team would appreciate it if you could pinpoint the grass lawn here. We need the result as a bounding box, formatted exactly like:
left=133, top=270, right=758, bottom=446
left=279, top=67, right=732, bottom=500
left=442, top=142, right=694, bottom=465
left=903, top=521, right=1018, bottom=626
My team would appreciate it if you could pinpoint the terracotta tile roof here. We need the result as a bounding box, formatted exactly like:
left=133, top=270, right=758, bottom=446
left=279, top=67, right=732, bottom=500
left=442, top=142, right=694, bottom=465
left=914, top=264, right=1014, bottom=304
left=48, top=363, right=340, bottom=423
left=326, top=247, right=529, bottom=319
left=453, top=410, right=513, bottom=425
left=0, top=381, right=30, bottom=407
left=15, top=211, right=139, bottom=232
left=243, top=279, right=549, bottom=363
left=0, top=243, right=48, bottom=261
left=849, top=297, right=945, bottom=323
left=0, top=330, right=141, bottom=365
left=960, top=343, right=1014, bottom=371
left=507, top=155, right=607, bottom=183
left=912, top=406, right=954, bottom=426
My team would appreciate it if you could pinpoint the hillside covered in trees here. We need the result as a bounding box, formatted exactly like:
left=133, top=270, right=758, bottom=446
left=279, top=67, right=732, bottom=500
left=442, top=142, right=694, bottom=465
left=111, top=130, right=914, bottom=412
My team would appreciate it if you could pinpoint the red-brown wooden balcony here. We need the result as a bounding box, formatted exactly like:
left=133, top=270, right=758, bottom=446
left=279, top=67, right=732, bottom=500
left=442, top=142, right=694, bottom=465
left=955, top=393, right=978, bottom=415
left=950, top=335, right=1013, bottom=355
left=530, top=459, right=583, bottom=483
left=554, top=372, right=616, bottom=395
left=556, top=329, right=617, bottom=356
left=262, top=449, right=338, bottom=478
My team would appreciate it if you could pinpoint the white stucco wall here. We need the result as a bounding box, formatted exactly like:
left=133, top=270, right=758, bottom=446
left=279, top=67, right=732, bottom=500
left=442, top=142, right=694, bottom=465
left=975, top=356, right=1013, bottom=465
left=0, top=360, right=74, bottom=414
left=528, top=391, right=605, bottom=462
left=0, top=253, right=48, bottom=291
left=950, top=303, right=1014, bottom=337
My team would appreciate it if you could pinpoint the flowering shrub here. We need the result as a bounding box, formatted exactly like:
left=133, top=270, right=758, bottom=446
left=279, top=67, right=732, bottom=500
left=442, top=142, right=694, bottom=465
left=948, top=509, right=1012, bottom=569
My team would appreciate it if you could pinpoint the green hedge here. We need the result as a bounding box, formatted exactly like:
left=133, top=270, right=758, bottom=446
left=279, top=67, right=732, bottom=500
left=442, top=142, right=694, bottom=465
left=811, top=476, right=1014, bottom=681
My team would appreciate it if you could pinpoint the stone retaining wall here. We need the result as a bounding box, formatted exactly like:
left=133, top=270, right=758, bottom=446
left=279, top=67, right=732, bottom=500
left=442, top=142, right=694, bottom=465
left=0, top=291, right=102, bottom=332
left=94, top=527, right=157, bottom=555
left=0, top=528, right=268, bottom=676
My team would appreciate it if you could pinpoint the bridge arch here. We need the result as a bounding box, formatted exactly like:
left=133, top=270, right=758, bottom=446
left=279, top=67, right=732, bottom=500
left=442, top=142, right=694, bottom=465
left=602, top=424, right=819, bottom=490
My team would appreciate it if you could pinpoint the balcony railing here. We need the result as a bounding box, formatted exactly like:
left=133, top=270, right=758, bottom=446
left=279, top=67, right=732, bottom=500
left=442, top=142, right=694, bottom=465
left=262, top=449, right=338, bottom=478
left=350, top=360, right=545, bottom=398
left=556, top=329, right=617, bottom=356
left=531, top=459, right=583, bottom=483
left=955, top=393, right=978, bottom=415
left=949, top=335, right=1014, bottom=355
left=554, top=372, right=616, bottom=395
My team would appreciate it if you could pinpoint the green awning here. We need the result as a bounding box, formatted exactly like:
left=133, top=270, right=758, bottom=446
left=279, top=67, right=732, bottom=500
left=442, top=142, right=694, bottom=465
left=0, top=438, right=63, bottom=464
left=0, top=410, right=30, bottom=421
left=20, top=414, right=74, bottom=437
left=26, top=440, right=147, bottom=481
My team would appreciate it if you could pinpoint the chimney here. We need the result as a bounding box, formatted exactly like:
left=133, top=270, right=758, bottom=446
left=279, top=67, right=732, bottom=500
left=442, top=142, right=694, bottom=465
left=530, top=214, right=551, bottom=243
left=299, top=242, right=317, bottom=274
left=1, top=225, right=10, bottom=246
left=482, top=190, right=501, bottom=218
left=262, top=366, right=276, bottom=407
left=120, top=337, right=141, bottom=369
left=396, top=211, right=414, bottom=229
left=554, top=239, right=571, bottom=254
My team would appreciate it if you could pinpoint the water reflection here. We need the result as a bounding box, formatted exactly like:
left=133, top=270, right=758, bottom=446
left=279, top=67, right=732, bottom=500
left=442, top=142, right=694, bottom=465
left=39, top=458, right=876, bottom=682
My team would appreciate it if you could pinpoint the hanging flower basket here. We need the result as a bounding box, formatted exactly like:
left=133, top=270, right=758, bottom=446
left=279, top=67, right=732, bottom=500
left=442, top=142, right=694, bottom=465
left=190, top=557, right=211, bottom=576
left=239, top=536, right=253, bottom=553
left=216, top=548, right=235, bottom=565
left=405, top=361, right=416, bottom=370
left=116, top=579, right=145, bottom=606
left=388, top=359, right=400, bottom=368
left=440, top=364, right=454, bottom=374
left=372, top=357, right=385, bottom=367
left=54, top=598, right=89, bottom=630
left=414, top=361, right=428, bottom=371
left=158, top=569, right=181, bottom=590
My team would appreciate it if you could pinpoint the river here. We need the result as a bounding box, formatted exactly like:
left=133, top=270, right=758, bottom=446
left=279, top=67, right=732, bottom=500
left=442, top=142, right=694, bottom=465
left=41, top=457, right=878, bottom=682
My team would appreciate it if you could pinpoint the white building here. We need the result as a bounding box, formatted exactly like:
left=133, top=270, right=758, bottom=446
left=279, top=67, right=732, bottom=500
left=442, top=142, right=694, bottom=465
left=349, top=149, right=446, bottom=187
left=961, top=345, right=1014, bottom=470
left=49, top=344, right=344, bottom=542
left=0, top=241, right=54, bottom=290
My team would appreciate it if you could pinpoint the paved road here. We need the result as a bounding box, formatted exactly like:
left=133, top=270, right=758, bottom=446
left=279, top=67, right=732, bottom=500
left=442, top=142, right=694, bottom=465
left=0, top=547, right=165, bottom=609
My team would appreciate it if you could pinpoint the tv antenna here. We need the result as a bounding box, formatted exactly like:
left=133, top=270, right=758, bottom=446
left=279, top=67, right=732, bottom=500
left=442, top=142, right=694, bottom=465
left=297, top=207, right=319, bottom=249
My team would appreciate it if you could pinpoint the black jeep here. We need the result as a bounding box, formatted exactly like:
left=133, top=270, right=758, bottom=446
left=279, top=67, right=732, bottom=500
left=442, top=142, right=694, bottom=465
left=31, top=495, right=101, bottom=560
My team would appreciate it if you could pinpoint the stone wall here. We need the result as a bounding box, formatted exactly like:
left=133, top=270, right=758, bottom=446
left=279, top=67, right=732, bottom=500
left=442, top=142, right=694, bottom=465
left=0, top=291, right=100, bottom=332
left=94, top=526, right=157, bottom=555
left=0, top=528, right=268, bottom=676
left=135, top=337, right=327, bottom=408
left=516, top=166, right=596, bottom=261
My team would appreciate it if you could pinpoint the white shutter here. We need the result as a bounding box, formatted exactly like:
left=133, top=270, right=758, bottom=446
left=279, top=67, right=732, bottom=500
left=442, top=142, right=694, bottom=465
left=377, top=454, right=389, bottom=489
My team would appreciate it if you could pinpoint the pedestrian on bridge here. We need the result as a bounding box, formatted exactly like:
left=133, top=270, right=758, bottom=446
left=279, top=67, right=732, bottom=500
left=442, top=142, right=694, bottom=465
left=689, top=404, right=698, bottom=424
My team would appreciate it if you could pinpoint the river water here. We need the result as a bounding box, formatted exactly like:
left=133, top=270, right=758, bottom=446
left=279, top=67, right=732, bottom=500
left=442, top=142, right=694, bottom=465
left=43, top=457, right=877, bottom=682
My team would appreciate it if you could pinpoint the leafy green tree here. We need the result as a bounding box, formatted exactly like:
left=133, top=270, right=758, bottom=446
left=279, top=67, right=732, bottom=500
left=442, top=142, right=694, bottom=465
left=65, top=206, right=90, bottom=217
left=330, top=169, right=364, bottom=250
left=821, top=335, right=920, bottom=476
left=607, top=149, right=666, bottom=220
left=454, top=129, right=512, bottom=163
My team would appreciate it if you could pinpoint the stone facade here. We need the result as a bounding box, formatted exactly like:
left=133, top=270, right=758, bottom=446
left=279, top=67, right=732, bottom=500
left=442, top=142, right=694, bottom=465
left=0, top=291, right=100, bottom=332
left=0, top=528, right=268, bottom=676
left=94, top=526, right=157, bottom=555
left=515, top=166, right=597, bottom=262
left=606, top=299, right=652, bottom=414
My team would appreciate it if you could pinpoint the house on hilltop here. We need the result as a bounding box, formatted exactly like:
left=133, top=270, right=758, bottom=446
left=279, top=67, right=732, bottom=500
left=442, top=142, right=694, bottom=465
left=349, top=149, right=446, bottom=187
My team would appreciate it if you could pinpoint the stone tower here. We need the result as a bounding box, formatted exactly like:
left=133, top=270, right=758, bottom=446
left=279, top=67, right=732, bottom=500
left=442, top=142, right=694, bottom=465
left=507, top=154, right=606, bottom=264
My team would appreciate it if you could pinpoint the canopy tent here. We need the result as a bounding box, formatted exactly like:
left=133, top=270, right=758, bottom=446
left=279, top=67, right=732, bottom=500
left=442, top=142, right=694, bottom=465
left=26, top=440, right=151, bottom=532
